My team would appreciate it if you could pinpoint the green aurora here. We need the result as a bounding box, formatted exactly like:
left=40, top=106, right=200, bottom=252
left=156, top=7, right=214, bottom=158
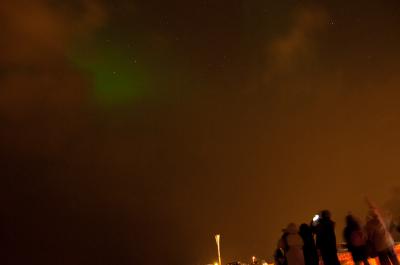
left=70, top=43, right=149, bottom=107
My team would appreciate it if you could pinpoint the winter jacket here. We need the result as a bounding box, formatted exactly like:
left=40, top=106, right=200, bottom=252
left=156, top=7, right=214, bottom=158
left=285, top=224, right=305, bottom=265
left=365, top=216, right=394, bottom=252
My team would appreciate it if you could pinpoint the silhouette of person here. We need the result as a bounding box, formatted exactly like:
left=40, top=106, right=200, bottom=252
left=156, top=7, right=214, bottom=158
left=282, top=223, right=305, bottom=265
left=315, top=210, right=340, bottom=265
left=365, top=200, right=399, bottom=265
left=276, top=229, right=290, bottom=265
left=300, top=223, right=319, bottom=265
left=343, top=214, right=370, bottom=265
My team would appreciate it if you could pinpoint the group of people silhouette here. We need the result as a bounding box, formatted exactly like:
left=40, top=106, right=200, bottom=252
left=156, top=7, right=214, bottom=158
left=275, top=200, right=400, bottom=265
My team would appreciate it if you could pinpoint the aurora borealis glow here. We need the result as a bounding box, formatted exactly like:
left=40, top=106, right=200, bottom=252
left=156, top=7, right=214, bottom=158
left=70, top=42, right=149, bottom=106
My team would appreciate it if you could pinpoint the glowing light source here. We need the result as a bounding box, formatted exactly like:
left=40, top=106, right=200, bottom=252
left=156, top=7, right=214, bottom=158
left=215, top=234, right=222, bottom=265
left=312, top=214, right=319, bottom=222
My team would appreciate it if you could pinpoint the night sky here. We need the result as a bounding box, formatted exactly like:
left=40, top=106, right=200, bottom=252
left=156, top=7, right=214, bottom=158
left=2, top=1, right=400, bottom=264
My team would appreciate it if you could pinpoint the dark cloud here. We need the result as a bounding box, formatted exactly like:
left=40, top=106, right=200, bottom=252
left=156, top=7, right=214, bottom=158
left=0, top=0, right=105, bottom=64
left=0, top=0, right=106, bottom=118
left=266, top=6, right=328, bottom=76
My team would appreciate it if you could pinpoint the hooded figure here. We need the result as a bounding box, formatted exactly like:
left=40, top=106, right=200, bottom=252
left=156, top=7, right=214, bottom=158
left=282, top=223, right=305, bottom=265
left=365, top=207, right=399, bottom=265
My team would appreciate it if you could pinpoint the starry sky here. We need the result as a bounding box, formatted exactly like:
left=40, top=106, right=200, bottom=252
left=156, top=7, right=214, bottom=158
left=2, top=1, right=400, bottom=264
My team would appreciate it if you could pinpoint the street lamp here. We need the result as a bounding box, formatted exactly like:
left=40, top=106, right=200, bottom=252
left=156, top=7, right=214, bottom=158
left=215, top=234, right=222, bottom=265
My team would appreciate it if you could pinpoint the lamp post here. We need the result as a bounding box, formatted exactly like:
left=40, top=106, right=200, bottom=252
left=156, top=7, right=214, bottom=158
left=215, top=234, right=222, bottom=265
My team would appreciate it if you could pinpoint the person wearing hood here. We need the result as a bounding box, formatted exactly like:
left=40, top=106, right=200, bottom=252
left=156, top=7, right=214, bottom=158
left=280, top=223, right=305, bottom=265
left=365, top=200, right=399, bottom=265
